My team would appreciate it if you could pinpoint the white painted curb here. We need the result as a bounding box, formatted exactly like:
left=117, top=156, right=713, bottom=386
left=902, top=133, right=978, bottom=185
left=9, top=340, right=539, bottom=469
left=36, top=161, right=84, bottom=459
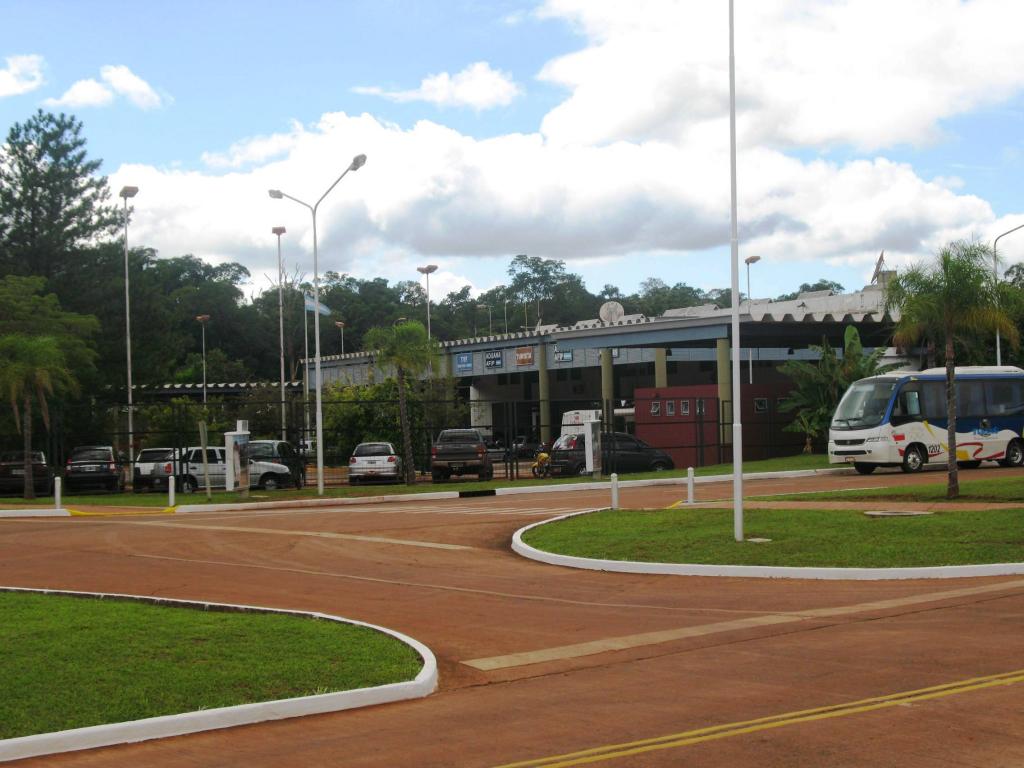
left=511, top=510, right=1024, bottom=581
left=0, top=508, right=70, bottom=518
left=0, top=587, right=438, bottom=763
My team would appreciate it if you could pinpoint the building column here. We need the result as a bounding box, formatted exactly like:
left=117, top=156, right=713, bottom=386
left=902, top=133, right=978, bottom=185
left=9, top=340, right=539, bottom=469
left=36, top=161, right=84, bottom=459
left=654, top=348, right=668, bottom=388
left=600, top=349, right=614, bottom=427
left=716, top=337, right=732, bottom=445
left=538, top=343, right=551, bottom=444
left=443, top=351, right=453, bottom=378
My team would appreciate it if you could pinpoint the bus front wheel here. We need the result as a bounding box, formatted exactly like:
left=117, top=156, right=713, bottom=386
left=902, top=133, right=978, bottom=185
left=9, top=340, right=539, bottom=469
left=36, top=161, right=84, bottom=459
left=999, top=440, right=1024, bottom=468
left=901, top=445, right=925, bottom=473
left=853, top=462, right=876, bottom=475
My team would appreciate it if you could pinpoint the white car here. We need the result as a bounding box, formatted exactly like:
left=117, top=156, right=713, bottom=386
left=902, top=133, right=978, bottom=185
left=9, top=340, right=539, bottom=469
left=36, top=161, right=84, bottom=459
left=180, top=446, right=293, bottom=492
left=348, top=442, right=402, bottom=484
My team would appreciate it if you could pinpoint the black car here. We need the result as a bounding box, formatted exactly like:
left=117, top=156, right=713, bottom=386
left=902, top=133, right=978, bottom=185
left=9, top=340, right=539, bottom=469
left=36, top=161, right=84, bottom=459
left=65, top=445, right=123, bottom=492
left=0, top=451, right=54, bottom=496
left=247, top=440, right=306, bottom=489
left=548, top=431, right=674, bottom=476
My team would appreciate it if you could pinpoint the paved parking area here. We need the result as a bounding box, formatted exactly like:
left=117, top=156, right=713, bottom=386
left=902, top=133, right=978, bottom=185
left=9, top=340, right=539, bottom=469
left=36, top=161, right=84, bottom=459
left=2, top=467, right=1024, bottom=766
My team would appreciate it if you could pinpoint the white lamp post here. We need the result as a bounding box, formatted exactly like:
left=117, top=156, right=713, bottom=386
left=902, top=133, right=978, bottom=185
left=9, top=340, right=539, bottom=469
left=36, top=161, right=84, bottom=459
left=119, top=185, right=138, bottom=461
left=269, top=153, right=366, bottom=495
left=335, top=320, right=345, bottom=355
left=416, top=264, right=438, bottom=338
left=272, top=226, right=287, bottom=440
left=728, top=0, right=745, bottom=541
left=503, top=299, right=509, bottom=334
left=994, top=223, right=1024, bottom=366
left=195, top=314, right=210, bottom=404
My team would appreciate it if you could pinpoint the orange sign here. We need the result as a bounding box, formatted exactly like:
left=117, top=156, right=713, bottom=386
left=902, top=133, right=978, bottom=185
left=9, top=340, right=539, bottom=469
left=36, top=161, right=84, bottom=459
left=515, top=346, right=534, bottom=366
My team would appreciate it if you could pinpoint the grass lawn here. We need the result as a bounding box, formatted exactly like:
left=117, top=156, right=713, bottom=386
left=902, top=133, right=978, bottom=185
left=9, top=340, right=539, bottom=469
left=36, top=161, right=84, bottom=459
left=760, top=473, right=1024, bottom=504
left=0, top=592, right=423, bottom=740
left=521, top=507, right=1024, bottom=568
left=0, top=452, right=834, bottom=508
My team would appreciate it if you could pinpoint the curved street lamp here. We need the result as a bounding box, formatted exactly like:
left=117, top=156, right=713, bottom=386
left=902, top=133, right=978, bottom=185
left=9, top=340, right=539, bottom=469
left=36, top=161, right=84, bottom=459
left=119, top=185, right=138, bottom=459
left=994, top=223, right=1024, bottom=366
left=272, top=226, right=287, bottom=440
left=269, top=153, right=366, bottom=494
left=416, top=264, right=438, bottom=338
left=195, top=314, right=211, bottom=404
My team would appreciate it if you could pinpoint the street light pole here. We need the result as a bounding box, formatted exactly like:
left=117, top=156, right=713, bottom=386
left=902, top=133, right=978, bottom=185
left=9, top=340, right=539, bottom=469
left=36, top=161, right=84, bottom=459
left=270, top=153, right=366, bottom=495
left=335, top=321, right=345, bottom=355
left=503, top=300, right=509, bottom=334
left=994, top=223, right=1024, bottom=366
left=416, top=264, right=438, bottom=338
left=728, top=0, right=745, bottom=542
left=119, top=186, right=138, bottom=461
left=272, top=226, right=287, bottom=441
left=196, top=315, right=210, bottom=404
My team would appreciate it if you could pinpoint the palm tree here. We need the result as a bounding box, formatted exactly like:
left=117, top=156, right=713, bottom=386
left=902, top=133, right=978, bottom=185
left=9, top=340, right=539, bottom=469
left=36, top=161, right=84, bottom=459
left=363, top=321, right=436, bottom=485
left=0, top=335, right=79, bottom=500
left=885, top=240, right=1019, bottom=498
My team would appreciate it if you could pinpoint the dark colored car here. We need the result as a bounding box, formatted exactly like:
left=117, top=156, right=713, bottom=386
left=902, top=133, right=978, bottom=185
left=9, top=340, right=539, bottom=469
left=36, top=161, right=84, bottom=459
left=511, top=435, right=542, bottom=458
left=548, top=431, right=674, bottom=476
left=0, top=451, right=54, bottom=496
left=431, top=429, right=493, bottom=481
left=248, top=440, right=305, bottom=489
left=65, top=445, right=123, bottom=492
left=132, top=447, right=182, bottom=493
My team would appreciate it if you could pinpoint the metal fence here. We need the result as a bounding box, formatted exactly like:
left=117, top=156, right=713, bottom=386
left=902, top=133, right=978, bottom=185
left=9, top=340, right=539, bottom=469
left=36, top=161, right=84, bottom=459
left=1, top=392, right=805, bottom=496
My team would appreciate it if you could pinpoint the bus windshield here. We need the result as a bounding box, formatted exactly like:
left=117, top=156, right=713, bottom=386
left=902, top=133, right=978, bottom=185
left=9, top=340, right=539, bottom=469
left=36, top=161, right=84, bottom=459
left=832, top=379, right=898, bottom=430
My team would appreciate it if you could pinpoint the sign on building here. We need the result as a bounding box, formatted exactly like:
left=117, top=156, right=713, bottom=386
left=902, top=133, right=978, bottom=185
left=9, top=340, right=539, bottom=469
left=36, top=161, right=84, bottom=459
left=455, top=352, right=473, bottom=373
left=554, top=347, right=573, bottom=363
left=515, top=346, right=535, bottom=366
left=485, top=350, right=504, bottom=369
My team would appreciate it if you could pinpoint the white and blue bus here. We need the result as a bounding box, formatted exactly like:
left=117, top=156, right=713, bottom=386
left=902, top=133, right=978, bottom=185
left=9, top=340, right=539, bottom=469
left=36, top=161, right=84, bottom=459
left=828, top=366, right=1024, bottom=474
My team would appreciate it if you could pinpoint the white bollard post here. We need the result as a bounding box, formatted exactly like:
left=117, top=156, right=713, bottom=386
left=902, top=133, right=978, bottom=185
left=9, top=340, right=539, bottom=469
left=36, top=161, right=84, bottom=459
left=168, top=475, right=175, bottom=507
left=687, top=467, right=695, bottom=505
left=610, top=472, right=619, bottom=510
left=54, top=477, right=62, bottom=510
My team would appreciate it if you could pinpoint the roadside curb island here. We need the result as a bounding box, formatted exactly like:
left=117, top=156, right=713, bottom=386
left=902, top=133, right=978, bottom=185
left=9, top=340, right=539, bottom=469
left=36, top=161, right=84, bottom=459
left=0, top=587, right=438, bottom=764
left=0, top=466, right=852, bottom=517
left=511, top=509, right=1024, bottom=581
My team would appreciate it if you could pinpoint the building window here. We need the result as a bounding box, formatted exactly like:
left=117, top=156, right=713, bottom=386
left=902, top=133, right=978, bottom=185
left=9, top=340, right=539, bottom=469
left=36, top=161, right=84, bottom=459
left=666, top=400, right=676, bottom=416
left=650, top=401, right=662, bottom=416
left=680, top=400, right=690, bottom=416
left=696, top=399, right=705, bottom=415
left=753, top=397, right=768, bottom=413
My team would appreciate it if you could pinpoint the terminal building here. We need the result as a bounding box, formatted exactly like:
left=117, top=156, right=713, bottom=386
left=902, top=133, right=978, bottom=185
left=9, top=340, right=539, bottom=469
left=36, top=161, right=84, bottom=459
left=314, top=279, right=906, bottom=466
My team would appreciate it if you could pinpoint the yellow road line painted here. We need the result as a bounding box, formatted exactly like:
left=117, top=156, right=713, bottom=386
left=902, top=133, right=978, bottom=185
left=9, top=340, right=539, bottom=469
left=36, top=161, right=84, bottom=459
left=493, top=668, right=1024, bottom=767
left=68, top=506, right=176, bottom=517
left=465, top=578, right=1024, bottom=671
left=103, top=519, right=474, bottom=551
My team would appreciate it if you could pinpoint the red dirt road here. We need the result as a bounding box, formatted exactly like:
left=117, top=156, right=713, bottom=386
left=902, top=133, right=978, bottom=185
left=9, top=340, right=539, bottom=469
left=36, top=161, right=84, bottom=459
left=2, top=466, right=1024, bottom=766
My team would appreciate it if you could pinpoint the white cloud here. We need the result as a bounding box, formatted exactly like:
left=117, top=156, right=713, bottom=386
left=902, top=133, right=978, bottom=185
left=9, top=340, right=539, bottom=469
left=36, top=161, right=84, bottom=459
left=100, top=65, right=165, bottom=109
left=202, top=121, right=307, bottom=169
left=0, top=54, right=44, bottom=98
left=537, top=0, right=1024, bottom=151
left=43, top=79, right=114, bottom=108
left=354, top=61, right=520, bottom=110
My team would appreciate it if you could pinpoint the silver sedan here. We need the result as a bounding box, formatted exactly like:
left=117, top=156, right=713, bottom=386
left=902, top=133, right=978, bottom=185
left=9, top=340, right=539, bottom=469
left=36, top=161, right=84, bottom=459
left=348, top=442, right=402, bottom=484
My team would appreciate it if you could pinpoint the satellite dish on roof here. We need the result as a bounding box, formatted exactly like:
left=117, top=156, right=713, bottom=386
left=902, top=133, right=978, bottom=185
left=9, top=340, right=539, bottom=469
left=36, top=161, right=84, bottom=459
left=599, top=301, right=625, bottom=324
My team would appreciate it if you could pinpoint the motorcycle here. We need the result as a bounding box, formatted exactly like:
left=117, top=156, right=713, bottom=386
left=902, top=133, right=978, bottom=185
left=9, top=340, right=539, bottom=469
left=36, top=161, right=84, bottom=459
left=531, top=450, right=551, bottom=478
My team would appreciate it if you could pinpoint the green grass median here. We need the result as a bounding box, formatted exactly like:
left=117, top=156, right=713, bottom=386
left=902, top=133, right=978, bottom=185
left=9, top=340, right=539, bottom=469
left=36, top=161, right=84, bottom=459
left=521, top=506, right=1024, bottom=568
left=760, top=473, right=1024, bottom=504
left=0, top=592, right=423, bottom=740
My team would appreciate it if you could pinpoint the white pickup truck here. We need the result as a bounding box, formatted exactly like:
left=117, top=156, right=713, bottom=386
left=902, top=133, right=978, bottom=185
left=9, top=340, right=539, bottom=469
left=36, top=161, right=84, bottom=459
left=180, top=446, right=293, bottom=492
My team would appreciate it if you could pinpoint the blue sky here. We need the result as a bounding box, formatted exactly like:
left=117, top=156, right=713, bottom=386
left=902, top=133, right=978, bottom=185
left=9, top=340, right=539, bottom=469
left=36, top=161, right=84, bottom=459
left=2, top=0, right=1024, bottom=309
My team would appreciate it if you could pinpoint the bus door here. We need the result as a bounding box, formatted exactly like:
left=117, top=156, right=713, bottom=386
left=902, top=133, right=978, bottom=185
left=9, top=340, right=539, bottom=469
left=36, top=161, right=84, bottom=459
left=890, top=382, right=929, bottom=454
left=984, top=379, right=1024, bottom=457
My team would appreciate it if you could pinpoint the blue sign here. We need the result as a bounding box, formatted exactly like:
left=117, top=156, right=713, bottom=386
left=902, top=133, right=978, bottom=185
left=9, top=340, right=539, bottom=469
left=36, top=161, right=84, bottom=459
left=554, top=348, right=573, bottom=363
left=485, top=350, right=504, bottom=369
left=455, top=352, right=474, bottom=373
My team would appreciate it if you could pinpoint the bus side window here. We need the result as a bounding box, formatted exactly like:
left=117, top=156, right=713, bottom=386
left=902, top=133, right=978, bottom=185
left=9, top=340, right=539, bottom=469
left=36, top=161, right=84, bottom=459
left=957, top=381, right=986, bottom=417
left=986, top=379, right=1024, bottom=415
left=921, top=382, right=946, bottom=420
left=893, top=386, right=922, bottom=423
